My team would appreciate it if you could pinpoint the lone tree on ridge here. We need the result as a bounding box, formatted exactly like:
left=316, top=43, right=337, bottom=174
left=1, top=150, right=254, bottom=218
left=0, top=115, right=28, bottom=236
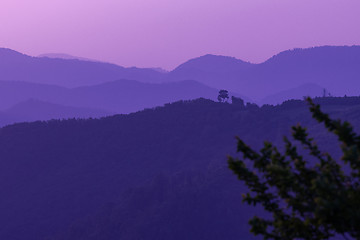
left=218, top=90, right=229, bottom=103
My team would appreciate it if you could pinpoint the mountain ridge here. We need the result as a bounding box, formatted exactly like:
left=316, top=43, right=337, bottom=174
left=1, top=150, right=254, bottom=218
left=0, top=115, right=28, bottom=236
left=1, top=45, right=360, bottom=102
left=172, top=46, right=360, bottom=99
left=0, top=48, right=166, bottom=87
left=38, top=53, right=99, bottom=62
left=0, top=79, right=246, bottom=125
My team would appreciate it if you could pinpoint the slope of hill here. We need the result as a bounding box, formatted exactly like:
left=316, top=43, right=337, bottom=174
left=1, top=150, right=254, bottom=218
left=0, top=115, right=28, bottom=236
left=0, top=81, right=69, bottom=110
left=168, top=54, right=253, bottom=88
left=3, top=46, right=360, bottom=103
left=69, top=79, right=247, bottom=113
left=167, top=46, right=360, bottom=101
left=0, top=97, right=359, bottom=240
left=0, top=48, right=165, bottom=87
left=260, top=83, right=325, bottom=105
left=247, top=46, right=360, bottom=99
left=0, top=80, right=240, bottom=115
left=0, top=99, right=110, bottom=127
left=38, top=53, right=98, bottom=62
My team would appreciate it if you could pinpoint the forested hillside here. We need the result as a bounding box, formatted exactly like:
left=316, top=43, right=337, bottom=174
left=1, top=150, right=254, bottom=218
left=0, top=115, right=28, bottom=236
left=0, top=97, right=359, bottom=240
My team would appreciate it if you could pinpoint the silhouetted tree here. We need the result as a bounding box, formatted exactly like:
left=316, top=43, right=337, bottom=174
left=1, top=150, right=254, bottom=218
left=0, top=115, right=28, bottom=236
left=228, top=97, right=360, bottom=240
left=218, top=90, right=229, bottom=103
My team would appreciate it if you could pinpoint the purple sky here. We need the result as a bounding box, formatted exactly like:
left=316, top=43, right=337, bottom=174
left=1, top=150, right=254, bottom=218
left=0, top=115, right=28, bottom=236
left=1, top=0, right=360, bottom=70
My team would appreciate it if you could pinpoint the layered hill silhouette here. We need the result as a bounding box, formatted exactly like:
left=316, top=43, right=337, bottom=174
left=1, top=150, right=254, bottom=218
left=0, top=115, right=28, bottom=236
left=38, top=53, right=99, bottom=62
left=260, top=83, right=325, bottom=105
left=0, top=97, right=359, bottom=240
left=169, top=46, right=360, bottom=101
left=168, top=54, right=253, bottom=89
left=1, top=46, right=360, bottom=103
left=0, top=48, right=165, bottom=87
left=0, top=80, right=239, bottom=119
left=0, top=99, right=110, bottom=127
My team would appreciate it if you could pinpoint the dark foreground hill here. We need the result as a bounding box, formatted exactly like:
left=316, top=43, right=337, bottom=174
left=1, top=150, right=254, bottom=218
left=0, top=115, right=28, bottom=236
left=0, top=97, right=360, bottom=240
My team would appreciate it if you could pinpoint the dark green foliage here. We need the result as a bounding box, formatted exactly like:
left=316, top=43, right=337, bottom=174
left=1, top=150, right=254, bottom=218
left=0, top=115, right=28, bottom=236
left=228, top=97, right=360, bottom=240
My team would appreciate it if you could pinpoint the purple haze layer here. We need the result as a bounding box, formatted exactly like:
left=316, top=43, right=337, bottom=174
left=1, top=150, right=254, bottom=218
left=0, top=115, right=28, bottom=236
left=1, top=0, right=360, bottom=69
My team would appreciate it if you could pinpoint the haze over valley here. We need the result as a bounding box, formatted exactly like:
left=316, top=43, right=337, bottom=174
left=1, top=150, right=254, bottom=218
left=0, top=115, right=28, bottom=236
left=1, top=45, right=360, bottom=126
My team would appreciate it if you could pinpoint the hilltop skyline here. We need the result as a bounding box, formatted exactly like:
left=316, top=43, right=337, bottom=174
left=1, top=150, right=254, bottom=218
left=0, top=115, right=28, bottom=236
left=1, top=0, right=360, bottom=70
left=1, top=45, right=360, bottom=106
left=3, top=44, right=360, bottom=71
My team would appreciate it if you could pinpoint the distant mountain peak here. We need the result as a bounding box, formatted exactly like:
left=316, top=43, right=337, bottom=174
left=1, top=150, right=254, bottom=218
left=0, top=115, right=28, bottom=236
left=172, top=54, right=252, bottom=73
left=38, top=53, right=99, bottom=62
left=183, top=54, right=251, bottom=65
left=0, top=48, right=166, bottom=87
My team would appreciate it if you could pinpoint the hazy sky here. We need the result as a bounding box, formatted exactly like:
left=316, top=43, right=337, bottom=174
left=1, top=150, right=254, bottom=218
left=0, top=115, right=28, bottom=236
left=1, top=0, right=359, bottom=69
